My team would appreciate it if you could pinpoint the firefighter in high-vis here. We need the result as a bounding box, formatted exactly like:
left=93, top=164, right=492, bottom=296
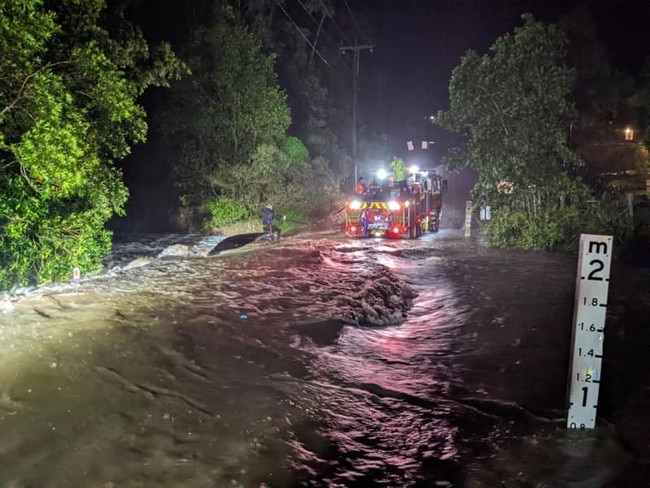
left=390, top=157, right=408, bottom=183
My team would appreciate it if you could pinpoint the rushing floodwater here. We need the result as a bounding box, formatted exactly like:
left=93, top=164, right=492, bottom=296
left=0, top=229, right=648, bottom=487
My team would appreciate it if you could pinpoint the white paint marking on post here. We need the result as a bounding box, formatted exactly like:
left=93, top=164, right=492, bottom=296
left=464, top=201, right=472, bottom=237
left=72, top=267, right=80, bottom=292
left=566, top=234, right=613, bottom=430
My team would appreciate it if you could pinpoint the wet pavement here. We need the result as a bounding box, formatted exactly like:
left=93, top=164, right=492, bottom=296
left=0, top=229, right=648, bottom=487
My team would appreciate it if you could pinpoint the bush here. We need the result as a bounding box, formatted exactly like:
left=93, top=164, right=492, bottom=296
left=484, top=192, right=642, bottom=253
left=204, top=196, right=251, bottom=230
left=485, top=206, right=584, bottom=250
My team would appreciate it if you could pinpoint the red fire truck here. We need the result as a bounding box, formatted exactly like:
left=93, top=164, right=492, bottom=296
left=343, top=171, right=447, bottom=238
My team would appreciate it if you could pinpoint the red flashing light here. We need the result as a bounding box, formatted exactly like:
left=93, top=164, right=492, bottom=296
left=391, top=226, right=401, bottom=234
left=349, top=225, right=358, bottom=233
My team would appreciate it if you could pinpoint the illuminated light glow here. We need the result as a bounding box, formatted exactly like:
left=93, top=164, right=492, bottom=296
left=404, top=200, right=410, bottom=208
left=377, top=169, right=388, bottom=180
left=387, top=200, right=401, bottom=211
left=391, top=226, right=401, bottom=234
left=349, top=225, right=358, bottom=233
left=349, top=200, right=362, bottom=210
left=416, top=218, right=421, bottom=224
left=408, top=165, right=419, bottom=174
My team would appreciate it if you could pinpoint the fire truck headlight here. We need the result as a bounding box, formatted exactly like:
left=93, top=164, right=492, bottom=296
left=349, top=200, right=362, bottom=210
left=404, top=200, right=410, bottom=208
left=387, top=201, right=401, bottom=211
left=408, top=165, right=419, bottom=174
left=377, top=169, right=388, bottom=180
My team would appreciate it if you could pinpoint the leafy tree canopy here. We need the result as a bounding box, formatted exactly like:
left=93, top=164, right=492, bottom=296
left=0, top=0, right=185, bottom=289
left=167, top=5, right=292, bottom=218
left=435, top=14, right=595, bottom=248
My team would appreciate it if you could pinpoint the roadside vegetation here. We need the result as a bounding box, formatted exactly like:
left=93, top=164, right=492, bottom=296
left=0, top=0, right=185, bottom=290
left=436, top=13, right=649, bottom=255
left=0, top=0, right=347, bottom=291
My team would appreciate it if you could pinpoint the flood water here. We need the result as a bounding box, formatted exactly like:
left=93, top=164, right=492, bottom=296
left=0, top=229, right=649, bottom=487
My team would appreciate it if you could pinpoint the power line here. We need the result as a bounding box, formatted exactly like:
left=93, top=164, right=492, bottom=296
left=317, top=0, right=350, bottom=43
left=293, top=0, right=341, bottom=48
left=274, top=0, right=331, bottom=67
left=295, top=0, right=321, bottom=27
left=342, top=0, right=365, bottom=39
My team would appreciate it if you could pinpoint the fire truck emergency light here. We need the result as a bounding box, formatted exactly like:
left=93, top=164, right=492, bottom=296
left=349, top=200, right=362, bottom=210
left=387, top=201, right=401, bottom=211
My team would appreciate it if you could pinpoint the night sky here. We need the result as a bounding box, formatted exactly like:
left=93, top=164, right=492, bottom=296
left=343, top=0, right=650, bottom=161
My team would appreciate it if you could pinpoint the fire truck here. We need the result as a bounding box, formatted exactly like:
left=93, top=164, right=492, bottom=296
left=343, top=170, right=447, bottom=238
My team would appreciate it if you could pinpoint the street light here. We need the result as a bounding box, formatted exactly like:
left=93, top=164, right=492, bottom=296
left=624, top=127, right=635, bottom=141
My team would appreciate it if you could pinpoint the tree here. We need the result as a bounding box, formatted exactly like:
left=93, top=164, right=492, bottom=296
left=0, top=0, right=185, bottom=288
left=165, top=5, right=292, bottom=225
left=435, top=14, right=593, bottom=248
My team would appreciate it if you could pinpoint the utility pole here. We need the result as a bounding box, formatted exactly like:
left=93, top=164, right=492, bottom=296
left=340, top=42, right=373, bottom=190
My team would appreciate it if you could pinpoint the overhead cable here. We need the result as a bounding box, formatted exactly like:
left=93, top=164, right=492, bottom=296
left=294, top=0, right=340, bottom=47
left=317, top=0, right=349, bottom=43
left=343, top=0, right=366, bottom=39
left=274, top=0, right=331, bottom=67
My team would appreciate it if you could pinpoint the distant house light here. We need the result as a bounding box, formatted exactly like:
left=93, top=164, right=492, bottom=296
left=624, top=127, right=635, bottom=141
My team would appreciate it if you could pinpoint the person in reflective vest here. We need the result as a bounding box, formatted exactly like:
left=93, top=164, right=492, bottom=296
left=260, top=204, right=286, bottom=240
left=390, top=158, right=408, bottom=182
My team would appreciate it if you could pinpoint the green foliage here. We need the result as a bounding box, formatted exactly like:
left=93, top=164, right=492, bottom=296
left=0, top=0, right=184, bottom=289
left=485, top=190, right=638, bottom=251
left=204, top=196, right=251, bottom=229
left=275, top=208, right=311, bottom=234
left=237, top=0, right=348, bottom=177
left=163, top=4, right=347, bottom=230
left=485, top=207, right=584, bottom=249
left=436, top=14, right=593, bottom=249
left=281, top=136, right=310, bottom=165
left=168, top=6, right=291, bottom=212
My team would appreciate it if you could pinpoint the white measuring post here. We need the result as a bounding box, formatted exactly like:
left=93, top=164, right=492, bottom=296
left=72, top=267, right=80, bottom=291
left=566, top=234, right=613, bottom=430
left=464, top=200, right=472, bottom=237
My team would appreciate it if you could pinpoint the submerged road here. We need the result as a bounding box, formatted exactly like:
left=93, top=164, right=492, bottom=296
left=0, top=229, right=648, bottom=487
